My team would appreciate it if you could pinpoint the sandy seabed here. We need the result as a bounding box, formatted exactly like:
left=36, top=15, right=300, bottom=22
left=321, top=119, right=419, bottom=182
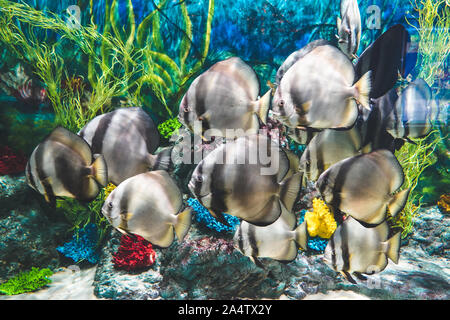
left=0, top=266, right=371, bottom=300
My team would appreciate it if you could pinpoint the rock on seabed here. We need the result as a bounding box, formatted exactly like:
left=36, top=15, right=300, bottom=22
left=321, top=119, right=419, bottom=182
left=93, top=207, right=449, bottom=300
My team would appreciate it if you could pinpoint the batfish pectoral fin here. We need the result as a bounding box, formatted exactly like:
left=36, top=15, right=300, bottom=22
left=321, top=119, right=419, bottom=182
left=279, top=172, right=302, bottom=213
left=90, top=154, right=108, bottom=187
left=387, top=188, right=411, bottom=218
left=383, top=232, right=401, bottom=264
left=174, top=208, right=192, bottom=242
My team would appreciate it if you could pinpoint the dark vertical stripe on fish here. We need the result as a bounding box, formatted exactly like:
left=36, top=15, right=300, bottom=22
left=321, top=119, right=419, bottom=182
left=330, top=156, right=358, bottom=210
left=330, top=236, right=337, bottom=271
left=340, top=221, right=351, bottom=272
left=248, top=223, right=259, bottom=258
left=53, top=152, right=80, bottom=198
left=238, top=226, right=244, bottom=254
left=91, top=111, right=115, bottom=154
left=193, top=162, right=204, bottom=200
left=26, top=162, right=37, bottom=190
left=209, top=164, right=228, bottom=216
left=34, top=143, right=55, bottom=201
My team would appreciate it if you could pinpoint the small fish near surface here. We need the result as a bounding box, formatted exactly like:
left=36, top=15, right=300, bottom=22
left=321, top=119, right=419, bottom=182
left=316, top=149, right=410, bottom=226
left=299, top=127, right=362, bottom=182
left=178, top=57, right=271, bottom=138
left=385, top=78, right=435, bottom=140
left=336, top=0, right=361, bottom=60
left=234, top=206, right=308, bottom=267
left=272, top=44, right=372, bottom=130
left=102, top=170, right=192, bottom=248
left=323, top=216, right=401, bottom=283
left=188, top=134, right=302, bottom=227
left=79, top=107, right=167, bottom=185
left=26, top=126, right=108, bottom=206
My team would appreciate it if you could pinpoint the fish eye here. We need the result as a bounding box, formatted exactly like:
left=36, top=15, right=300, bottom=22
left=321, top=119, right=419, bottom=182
left=278, top=100, right=285, bottom=108
left=183, top=105, right=190, bottom=112
left=108, top=202, right=113, bottom=209
left=196, top=175, right=203, bottom=183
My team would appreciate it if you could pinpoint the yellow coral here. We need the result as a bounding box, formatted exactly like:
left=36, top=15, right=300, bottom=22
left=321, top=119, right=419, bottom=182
left=304, top=198, right=337, bottom=239
left=103, top=183, right=117, bottom=199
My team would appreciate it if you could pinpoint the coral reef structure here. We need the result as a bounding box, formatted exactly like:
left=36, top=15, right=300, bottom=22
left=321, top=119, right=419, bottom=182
left=304, top=198, right=337, bottom=239
left=0, top=267, right=53, bottom=295
left=187, top=198, right=240, bottom=233
left=112, top=234, right=157, bottom=272
left=56, top=223, right=100, bottom=264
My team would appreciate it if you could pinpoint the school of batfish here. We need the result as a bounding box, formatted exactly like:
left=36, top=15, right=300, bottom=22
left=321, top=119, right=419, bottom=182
left=25, top=0, right=444, bottom=284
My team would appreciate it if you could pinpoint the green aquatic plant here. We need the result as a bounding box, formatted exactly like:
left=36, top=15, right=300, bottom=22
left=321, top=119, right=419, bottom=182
left=0, top=267, right=53, bottom=295
left=407, top=0, right=450, bottom=87
left=392, top=130, right=444, bottom=237
left=56, top=187, right=111, bottom=247
left=0, top=0, right=215, bottom=130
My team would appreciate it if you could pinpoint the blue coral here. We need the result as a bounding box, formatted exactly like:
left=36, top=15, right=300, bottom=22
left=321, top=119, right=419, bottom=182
left=56, top=223, right=100, bottom=264
left=187, top=198, right=240, bottom=233
left=298, top=209, right=329, bottom=253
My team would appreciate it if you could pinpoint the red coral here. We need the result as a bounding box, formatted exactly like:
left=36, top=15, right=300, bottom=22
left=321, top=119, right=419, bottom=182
left=0, top=146, right=27, bottom=175
left=112, top=234, right=156, bottom=271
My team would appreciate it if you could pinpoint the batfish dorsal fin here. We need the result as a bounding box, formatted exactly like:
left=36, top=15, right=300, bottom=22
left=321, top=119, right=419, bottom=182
left=48, top=127, right=93, bottom=164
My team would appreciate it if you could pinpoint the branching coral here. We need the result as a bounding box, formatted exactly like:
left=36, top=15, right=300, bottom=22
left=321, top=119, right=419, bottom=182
left=112, top=234, right=157, bottom=271
left=187, top=198, right=240, bottom=233
left=0, top=267, right=53, bottom=295
left=56, top=223, right=100, bottom=264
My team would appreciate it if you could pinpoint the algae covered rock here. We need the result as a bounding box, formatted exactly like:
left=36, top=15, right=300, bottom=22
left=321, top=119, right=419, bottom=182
left=93, top=206, right=449, bottom=300
left=0, top=174, right=69, bottom=280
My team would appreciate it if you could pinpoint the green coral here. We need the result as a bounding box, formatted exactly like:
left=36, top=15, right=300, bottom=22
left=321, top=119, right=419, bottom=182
left=0, top=267, right=53, bottom=295
left=158, top=117, right=182, bottom=139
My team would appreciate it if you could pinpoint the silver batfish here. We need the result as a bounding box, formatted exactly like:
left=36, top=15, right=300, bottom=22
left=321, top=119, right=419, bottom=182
left=102, top=170, right=192, bottom=248
left=26, top=127, right=107, bottom=206
left=178, top=57, right=271, bottom=138
left=272, top=44, right=372, bottom=130
left=79, top=107, right=163, bottom=185
left=323, top=216, right=400, bottom=283
left=234, top=207, right=307, bottom=267
left=337, top=0, right=361, bottom=60
left=316, top=149, right=410, bottom=225
left=188, top=134, right=302, bottom=226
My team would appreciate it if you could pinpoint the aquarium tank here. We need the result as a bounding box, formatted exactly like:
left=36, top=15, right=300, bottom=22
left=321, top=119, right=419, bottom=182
left=0, top=0, right=448, bottom=302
